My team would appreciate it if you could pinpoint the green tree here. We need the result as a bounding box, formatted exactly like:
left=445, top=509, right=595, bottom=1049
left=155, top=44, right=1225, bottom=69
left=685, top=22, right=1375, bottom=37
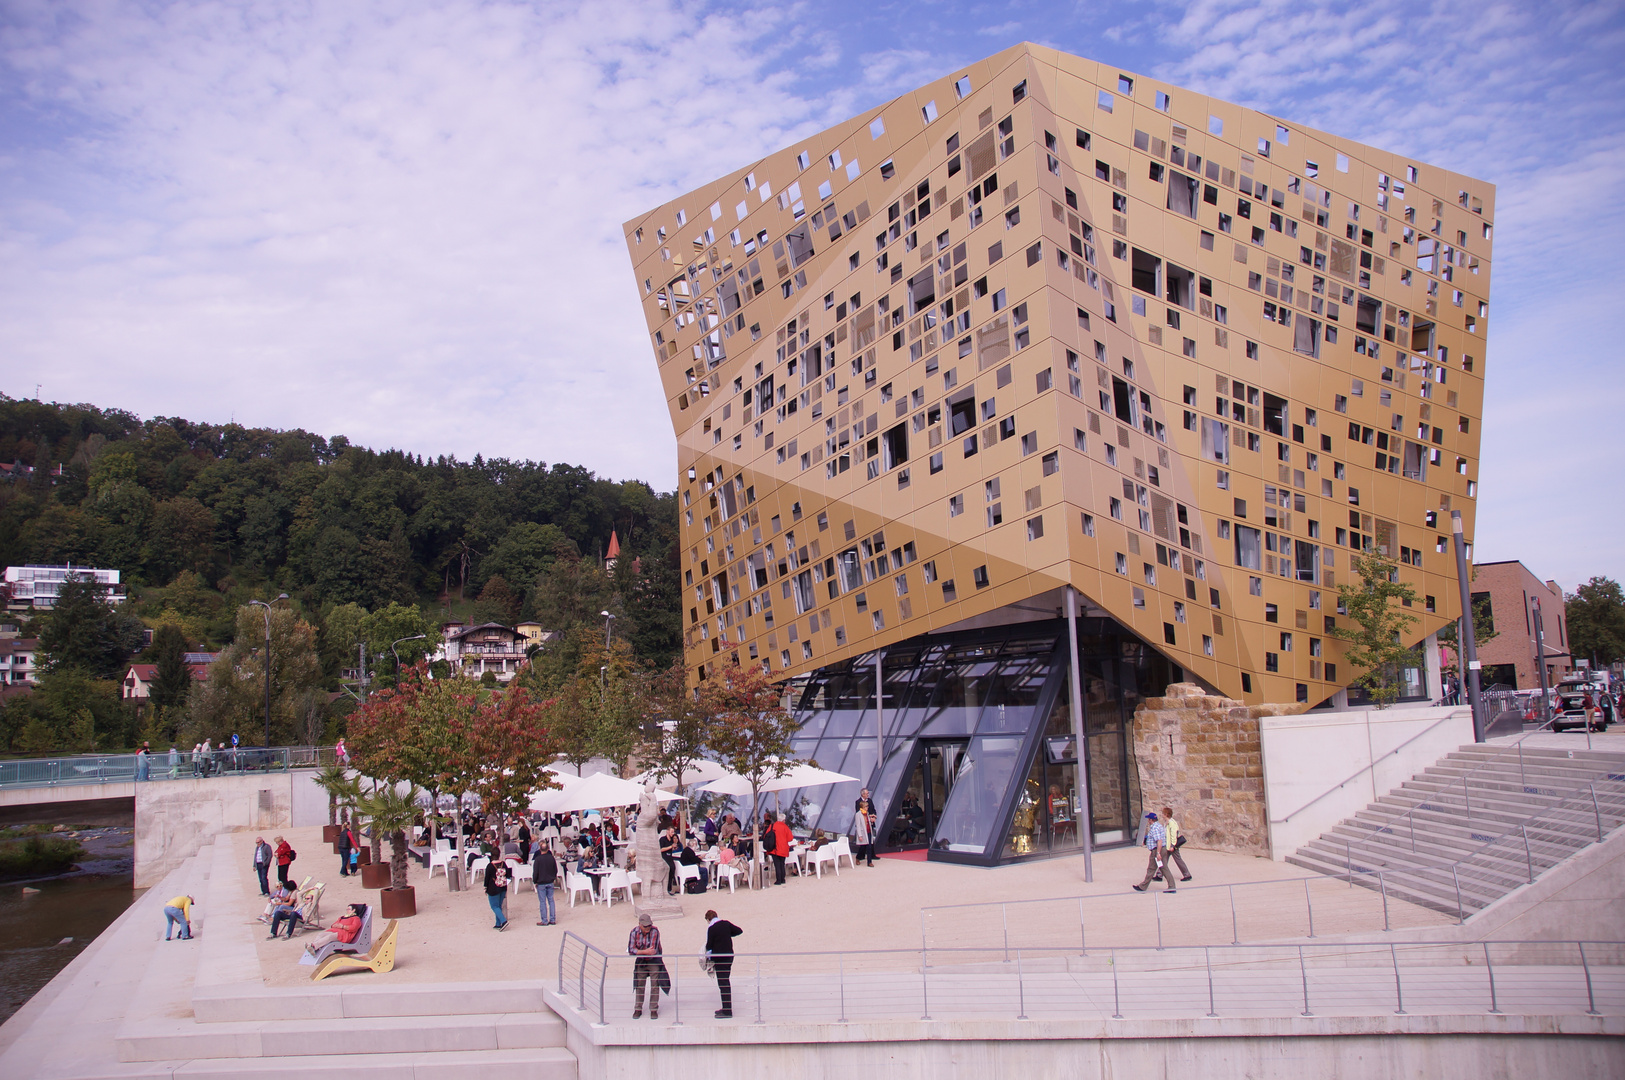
left=38, top=574, right=146, bottom=680
left=149, top=623, right=193, bottom=711
left=1330, top=553, right=1422, bottom=708
left=1566, top=577, right=1625, bottom=667
left=356, top=782, right=423, bottom=892
left=187, top=605, right=324, bottom=745
left=1436, top=592, right=1497, bottom=679
left=3, top=669, right=128, bottom=751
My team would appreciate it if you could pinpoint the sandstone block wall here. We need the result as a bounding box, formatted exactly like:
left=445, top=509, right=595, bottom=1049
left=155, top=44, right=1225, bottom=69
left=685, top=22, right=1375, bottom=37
left=1130, top=683, right=1300, bottom=858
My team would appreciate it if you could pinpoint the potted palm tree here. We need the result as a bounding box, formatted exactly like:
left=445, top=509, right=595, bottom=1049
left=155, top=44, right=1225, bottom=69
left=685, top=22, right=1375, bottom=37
left=358, top=782, right=422, bottom=918
left=313, top=764, right=358, bottom=846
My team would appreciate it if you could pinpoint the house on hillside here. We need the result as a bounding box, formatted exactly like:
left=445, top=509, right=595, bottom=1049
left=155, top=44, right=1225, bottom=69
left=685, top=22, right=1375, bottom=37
left=436, top=623, right=542, bottom=683
left=122, top=656, right=215, bottom=701
left=0, top=637, right=39, bottom=686
left=4, top=564, right=126, bottom=611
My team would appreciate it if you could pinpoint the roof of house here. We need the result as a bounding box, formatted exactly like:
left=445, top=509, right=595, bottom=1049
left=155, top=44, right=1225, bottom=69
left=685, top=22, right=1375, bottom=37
left=606, top=531, right=621, bottom=559
left=449, top=622, right=523, bottom=641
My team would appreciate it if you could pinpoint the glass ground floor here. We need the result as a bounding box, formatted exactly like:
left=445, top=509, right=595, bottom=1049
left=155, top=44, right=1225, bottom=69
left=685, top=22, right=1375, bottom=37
left=775, top=616, right=1185, bottom=866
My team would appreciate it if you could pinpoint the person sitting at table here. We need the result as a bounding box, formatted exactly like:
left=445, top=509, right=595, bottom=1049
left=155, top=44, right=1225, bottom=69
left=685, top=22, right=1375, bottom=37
left=808, top=828, right=830, bottom=851
left=659, top=826, right=680, bottom=895
left=677, top=838, right=707, bottom=890
left=720, top=813, right=742, bottom=847
left=579, top=846, right=604, bottom=895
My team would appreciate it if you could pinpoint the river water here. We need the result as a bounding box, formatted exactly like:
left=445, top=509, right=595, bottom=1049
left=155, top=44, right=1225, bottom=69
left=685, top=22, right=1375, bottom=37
left=0, top=828, right=138, bottom=1026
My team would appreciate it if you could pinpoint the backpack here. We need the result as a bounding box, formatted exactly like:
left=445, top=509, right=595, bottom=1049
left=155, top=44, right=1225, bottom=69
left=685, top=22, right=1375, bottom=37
left=762, top=829, right=777, bottom=855
left=287, top=847, right=297, bottom=862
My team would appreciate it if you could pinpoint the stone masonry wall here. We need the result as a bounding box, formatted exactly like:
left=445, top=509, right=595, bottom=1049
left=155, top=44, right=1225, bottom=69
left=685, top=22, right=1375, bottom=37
left=1130, top=682, right=1300, bottom=858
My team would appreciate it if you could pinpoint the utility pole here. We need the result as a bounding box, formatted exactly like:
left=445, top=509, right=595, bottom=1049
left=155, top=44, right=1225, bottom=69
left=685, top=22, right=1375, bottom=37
left=1450, top=513, right=1485, bottom=742
left=1532, top=596, right=1552, bottom=724
left=1065, top=586, right=1094, bottom=882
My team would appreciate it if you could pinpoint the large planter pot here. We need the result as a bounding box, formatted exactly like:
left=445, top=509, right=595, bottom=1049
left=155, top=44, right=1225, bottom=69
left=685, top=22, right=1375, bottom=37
left=379, top=886, right=416, bottom=919
left=356, top=847, right=372, bottom=866
left=360, top=862, right=392, bottom=889
left=322, top=824, right=340, bottom=843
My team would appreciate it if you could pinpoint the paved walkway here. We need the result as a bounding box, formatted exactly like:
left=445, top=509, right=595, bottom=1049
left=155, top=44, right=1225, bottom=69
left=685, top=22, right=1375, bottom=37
left=236, top=825, right=1457, bottom=989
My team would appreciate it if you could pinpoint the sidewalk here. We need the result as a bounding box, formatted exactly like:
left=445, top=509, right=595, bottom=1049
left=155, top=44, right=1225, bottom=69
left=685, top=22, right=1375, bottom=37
left=235, top=825, right=1452, bottom=990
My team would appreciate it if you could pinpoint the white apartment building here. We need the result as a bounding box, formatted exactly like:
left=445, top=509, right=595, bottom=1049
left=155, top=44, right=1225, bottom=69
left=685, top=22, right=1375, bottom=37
left=4, top=564, right=126, bottom=610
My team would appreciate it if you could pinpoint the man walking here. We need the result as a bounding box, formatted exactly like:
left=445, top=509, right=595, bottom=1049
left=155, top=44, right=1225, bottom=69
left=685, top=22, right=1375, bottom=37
left=1132, top=811, right=1175, bottom=893
left=704, top=908, right=743, bottom=1018
left=533, top=841, right=558, bottom=926
left=853, top=789, right=878, bottom=866
left=252, top=836, right=273, bottom=896
left=627, top=913, right=662, bottom=1019
left=1162, top=806, right=1192, bottom=883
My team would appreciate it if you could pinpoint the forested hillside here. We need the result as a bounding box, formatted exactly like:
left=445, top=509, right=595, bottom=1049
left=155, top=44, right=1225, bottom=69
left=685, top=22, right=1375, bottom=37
left=0, top=394, right=683, bottom=750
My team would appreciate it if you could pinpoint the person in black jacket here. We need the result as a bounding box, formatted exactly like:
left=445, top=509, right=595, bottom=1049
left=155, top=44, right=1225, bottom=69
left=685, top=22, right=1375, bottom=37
left=533, top=842, right=559, bottom=925
left=703, top=909, right=743, bottom=1018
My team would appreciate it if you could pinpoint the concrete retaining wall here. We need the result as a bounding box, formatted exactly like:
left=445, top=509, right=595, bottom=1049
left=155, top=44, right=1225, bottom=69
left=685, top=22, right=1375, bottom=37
left=1260, top=705, right=1473, bottom=859
left=133, top=772, right=315, bottom=888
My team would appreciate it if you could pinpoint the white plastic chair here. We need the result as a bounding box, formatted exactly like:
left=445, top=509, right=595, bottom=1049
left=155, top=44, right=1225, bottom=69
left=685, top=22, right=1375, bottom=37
left=830, top=836, right=856, bottom=870
left=566, top=871, right=595, bottom=908
left=810, top=845, right=839, bottom=878
left=603, top=868, right=634, bottom=906
left=627, top=871, right=642, bottom=895
left=435, top=837, right=452, bottom=851
left=713, top=861, right=742, bottom=893
left=468, top=856, right=490, bottom=888
left=510, top=861, right=533, bottom=893
left=428, top=848, right=454, bottom=879
left=675, top=863, right=702, bottom=893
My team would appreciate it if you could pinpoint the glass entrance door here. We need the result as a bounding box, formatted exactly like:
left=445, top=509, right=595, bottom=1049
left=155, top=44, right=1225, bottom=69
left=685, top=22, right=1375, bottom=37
left=887, top=739, right=965, bottom=848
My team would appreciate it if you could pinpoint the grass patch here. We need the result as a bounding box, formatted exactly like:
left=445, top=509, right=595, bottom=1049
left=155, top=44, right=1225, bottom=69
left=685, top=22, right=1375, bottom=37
left=0, top=835, right=87, bottom=880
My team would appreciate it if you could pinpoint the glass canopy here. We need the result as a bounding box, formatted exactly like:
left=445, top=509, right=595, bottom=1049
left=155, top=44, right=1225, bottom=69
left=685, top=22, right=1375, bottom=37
left=774, top=616, right=1183, bottom=866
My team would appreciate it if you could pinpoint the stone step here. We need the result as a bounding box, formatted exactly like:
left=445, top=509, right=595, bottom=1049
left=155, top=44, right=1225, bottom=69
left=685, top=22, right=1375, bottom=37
left=44, top=1047, right=576, bottom=1080
left=117, top=1012, right=566, bottom=1063
left=192, top=980, right=553, bottom=1023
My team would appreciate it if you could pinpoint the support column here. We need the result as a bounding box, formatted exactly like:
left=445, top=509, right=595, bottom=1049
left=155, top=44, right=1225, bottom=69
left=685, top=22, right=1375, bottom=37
left=1451, top=511, right=1485, bottom=741
left=1065, top=586, right=1094, bottom=883
left=874, top=650, right=885, bottom=790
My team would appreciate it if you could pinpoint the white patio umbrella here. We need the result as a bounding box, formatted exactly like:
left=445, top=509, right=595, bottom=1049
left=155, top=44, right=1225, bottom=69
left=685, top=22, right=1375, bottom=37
left=632, top=759, right=730, bottom=789
left=698, top=760, right=861, bottom=798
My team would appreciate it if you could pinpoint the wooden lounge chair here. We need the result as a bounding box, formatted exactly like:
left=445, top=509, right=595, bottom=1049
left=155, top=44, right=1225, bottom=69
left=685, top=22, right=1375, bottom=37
left=311, top=918, right=397, bottom=982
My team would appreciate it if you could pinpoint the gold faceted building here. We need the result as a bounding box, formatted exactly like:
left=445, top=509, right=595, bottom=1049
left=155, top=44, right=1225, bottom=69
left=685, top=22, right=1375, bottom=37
left=624, top=44, right=1491, bottom=863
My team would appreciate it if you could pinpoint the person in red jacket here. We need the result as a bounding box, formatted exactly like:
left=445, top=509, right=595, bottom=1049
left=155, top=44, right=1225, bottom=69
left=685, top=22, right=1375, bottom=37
left=766, top=813, right=794, bottom=885
left=273, top=835, right=296, bottom=888
left=303, top=903, right=366, bottom=957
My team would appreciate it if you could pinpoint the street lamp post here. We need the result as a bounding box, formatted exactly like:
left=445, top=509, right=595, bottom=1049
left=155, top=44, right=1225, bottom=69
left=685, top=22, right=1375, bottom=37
left=248, top=594, right=289, bottom=748
left=391, top=634, right=427, bottom=683
left=601, top=610, right=616, bottom=648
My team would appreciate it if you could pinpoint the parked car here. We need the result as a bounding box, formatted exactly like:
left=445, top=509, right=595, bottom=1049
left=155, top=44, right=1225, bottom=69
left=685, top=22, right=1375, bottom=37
left=1552, top=676, right=1613, bottom=733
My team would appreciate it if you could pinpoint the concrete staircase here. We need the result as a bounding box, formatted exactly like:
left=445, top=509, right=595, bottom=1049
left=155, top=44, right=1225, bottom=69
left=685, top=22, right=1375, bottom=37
left=1287, top=743, right=1625, bottom=919
left=0, top=837, right=577, bottom=1080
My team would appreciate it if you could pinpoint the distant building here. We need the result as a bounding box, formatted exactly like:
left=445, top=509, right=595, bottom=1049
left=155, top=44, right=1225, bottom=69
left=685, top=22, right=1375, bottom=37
left=1468, top=561, right=1571, bottom=690
left=436, top=623, right=533, bottom=683
left=515, top=622, right=556, bottom=649
left=122, top=656, right=215, bottom=700
left=604, top=530, right=621, bottom=571
left=0, top=637, right=39, bottom=686
left=4, top=564, right=126, bottom=611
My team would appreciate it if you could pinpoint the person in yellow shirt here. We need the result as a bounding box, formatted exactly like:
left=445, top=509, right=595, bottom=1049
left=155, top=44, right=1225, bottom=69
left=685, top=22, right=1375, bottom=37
left=1161, top=806, right=1192, bottom=882
left=164, top=895, right=196, bottom=940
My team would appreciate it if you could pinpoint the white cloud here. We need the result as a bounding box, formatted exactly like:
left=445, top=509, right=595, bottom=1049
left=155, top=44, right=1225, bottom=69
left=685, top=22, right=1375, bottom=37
left=0, top=0, right=838, bottom=486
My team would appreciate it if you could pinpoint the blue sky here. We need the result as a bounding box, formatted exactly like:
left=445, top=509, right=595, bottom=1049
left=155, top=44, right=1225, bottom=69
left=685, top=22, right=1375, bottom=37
left=2, top=1, right=1622, bottom=588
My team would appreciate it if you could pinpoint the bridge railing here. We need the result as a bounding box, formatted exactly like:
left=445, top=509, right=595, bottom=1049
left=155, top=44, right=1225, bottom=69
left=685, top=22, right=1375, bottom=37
left=0, top=746, right=338, bottom=788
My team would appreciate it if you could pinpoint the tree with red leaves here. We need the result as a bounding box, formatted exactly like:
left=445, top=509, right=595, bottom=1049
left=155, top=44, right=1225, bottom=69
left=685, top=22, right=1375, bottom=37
left=463, top=679, right=560, bottom=848
left=702, top=664, right=796, bottom=889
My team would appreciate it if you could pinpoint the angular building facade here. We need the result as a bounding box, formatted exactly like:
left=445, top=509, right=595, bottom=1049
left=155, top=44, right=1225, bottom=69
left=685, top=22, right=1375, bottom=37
left=625, top=44, right=1493, bottom=863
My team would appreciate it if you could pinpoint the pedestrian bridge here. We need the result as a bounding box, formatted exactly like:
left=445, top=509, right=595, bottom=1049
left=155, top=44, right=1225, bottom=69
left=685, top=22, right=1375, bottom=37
left=0, top=749, right=334, bottom=887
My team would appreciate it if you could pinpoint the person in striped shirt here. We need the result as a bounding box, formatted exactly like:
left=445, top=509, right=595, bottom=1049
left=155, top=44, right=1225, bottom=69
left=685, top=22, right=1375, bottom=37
left=1132, top=812, right=1176, bottom=893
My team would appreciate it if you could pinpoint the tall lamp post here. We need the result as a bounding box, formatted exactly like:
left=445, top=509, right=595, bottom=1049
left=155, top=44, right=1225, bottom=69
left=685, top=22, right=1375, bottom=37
left=248, top=594, right=289, bottom=748
left=391, top=634, right=427, bottom=683
left=601, top=610, right=616, bottom=648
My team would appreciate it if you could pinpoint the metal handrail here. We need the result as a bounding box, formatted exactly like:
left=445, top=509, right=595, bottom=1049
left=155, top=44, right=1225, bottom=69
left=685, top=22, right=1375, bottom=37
left=916, top=777, right=1625, bottom=949
left=0, top=746, right=339, bottom=788
left=1270, top=712, right=1464, bottom=824
left=551, top=931, right=1622, bottom=1025
left=1331, top=714, right=1620, bottom=861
